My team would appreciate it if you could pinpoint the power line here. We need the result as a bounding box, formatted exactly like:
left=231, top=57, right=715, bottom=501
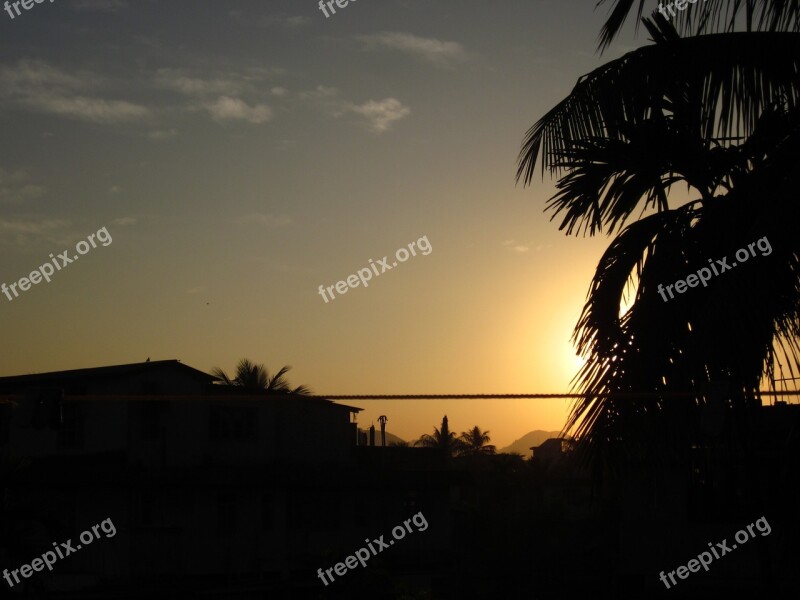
left=311, top=391, right=800, bottom=400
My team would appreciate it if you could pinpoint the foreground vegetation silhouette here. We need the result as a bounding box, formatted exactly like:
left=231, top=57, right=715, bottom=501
left=517, top=0, right=800, bottom=477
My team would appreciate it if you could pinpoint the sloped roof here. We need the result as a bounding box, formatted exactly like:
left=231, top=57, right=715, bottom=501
left=0, top=360, right=217, bottom=386
left=0, top=360, right=362, bottom=413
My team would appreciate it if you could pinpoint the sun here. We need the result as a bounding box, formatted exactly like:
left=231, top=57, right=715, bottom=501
left=567, top=352, right=587, bottom=384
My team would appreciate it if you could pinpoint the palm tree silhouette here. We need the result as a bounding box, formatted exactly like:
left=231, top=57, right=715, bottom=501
left=458, top=426, right=496, bottom=456
left=517, top=3, right=800, bottom=470
left=415, top=415, right=465, bottom=457
left=594, top=0, right=799, bottom=52
left=211, top=358, right=311, bottom=395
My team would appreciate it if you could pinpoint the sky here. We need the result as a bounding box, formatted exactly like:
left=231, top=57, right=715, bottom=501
left=0, top=0, right=651, bottom=448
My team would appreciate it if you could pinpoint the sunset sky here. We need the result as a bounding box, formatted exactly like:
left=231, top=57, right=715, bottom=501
left=0, top=0, right=647, bottom=447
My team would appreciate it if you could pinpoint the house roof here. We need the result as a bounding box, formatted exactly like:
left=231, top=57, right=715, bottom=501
left=530, top=437, right=570, bottom=451
left=0, top=360, right=363, bottom=413
left=0, top=360, right=217, bottom=386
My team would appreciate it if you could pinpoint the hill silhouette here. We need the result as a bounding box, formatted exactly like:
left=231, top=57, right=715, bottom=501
left=357, top=429, right=406, bottom=446
left=498, top=430, right=562, bottom=455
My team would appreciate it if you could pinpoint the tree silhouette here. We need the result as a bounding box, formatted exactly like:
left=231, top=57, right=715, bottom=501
left=415, top=415, right=465, bottom=457
left=458, top=426, right=496, bottom=456
left=517, top=5, right=800, bottom=471
left=594, top=0, right=800, bottom=52
left=211, top=359, right=311, bottom=395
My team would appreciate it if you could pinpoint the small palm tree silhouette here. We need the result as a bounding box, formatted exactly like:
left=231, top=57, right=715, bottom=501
left=458, top=426, right=496, bottom=456
left=415, top=415, right=465, bottom=457
left=211, top=358, right=311, bottom=395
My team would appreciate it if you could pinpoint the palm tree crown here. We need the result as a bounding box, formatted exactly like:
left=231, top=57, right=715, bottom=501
left=517, top=1, right=800, bottom=470
left=458, top=426, right=496, bottom=456
left=595, top=0, right=800, bottom=51
left=211, top=358, right=311, bottom=395
left=415, top=415, right=465, bottom=457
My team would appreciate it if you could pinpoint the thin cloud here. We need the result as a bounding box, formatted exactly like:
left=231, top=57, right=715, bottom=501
left=358, top=32, right=467, bottom=67
left=0, top=169, right=46, bottom=204
left=154, top=67, right=283, bottom=97
left=299, top=86, right=410, bottom=133
left=155, top=69, right=244, bottom=97
left=205, top=96, right=272, bottom=124
left=0, top=217, right=73, bottom=246
left=283, top=15, right=310, bottom=27
left=348, top=98, right=410, bottom=133
left=147, top=128, right=177, bottom=140
left=242, top=12, right=310, bottom=28
left=0, top=60, right=148, bottom=124
left=502, top=239, right=547, bottom=254
left=0, top=218, right=69, bottom=234
left=233, top=213, right=293, bottom=227
left=0, top=60, right=92, bottom=95
left=29, top=95, right=149, bottom=123
left=299, top=85, right=338, bottom=101
left=70, top=0, right=128, bottom=12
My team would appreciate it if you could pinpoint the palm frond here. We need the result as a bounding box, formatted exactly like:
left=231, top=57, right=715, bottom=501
left=210, top=367, right=233, bottom=385
left=565, top=112, right=800, bottom=468
left=517, top=32, right=800, bottom=188
left=596, top=0, right=647, bottom=51
left=212, top=360, right=311, bottom=394
left=597, top=0, right=800, bottom=50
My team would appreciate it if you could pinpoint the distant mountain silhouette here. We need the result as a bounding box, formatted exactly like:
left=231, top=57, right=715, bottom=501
left=357, top=429, right=406, bottom=446
left=498, top=430, right=563, bottom=455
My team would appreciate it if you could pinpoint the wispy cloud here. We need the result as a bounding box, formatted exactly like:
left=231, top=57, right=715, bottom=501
left=0, top=59, right=93, bottom=95
left=502, top=239, right=549, bottom=254
left=348, top=98, right=410, bottom=133
left=70, top=0, right=128, bottom=12
left=147, top=128, right=178, bottom=140
left=154, top=67, right=283, bottom=98
left=299, top=86, right=410, bottom=133
left=282, top=15, right=310, bottom=28
left=0, top=217, right=72, bottom=246
left=0, top=60, right=148, bottom=124
left=0, top=169, right=46, bottom=204
left=29, top=95, right=149, bottom=123
left=233, top=213, right=293, bottom=227
left=502, top=239, right=529, bottom=253
left=249, top=256, right=304, bottom=273
left=155, top=69, right=245, bottom=97
left=0, top=218, right=69, bottom=235
left=299, top=85, right=338, bottom=102
left=232, top=11, right=310, bottom=29
left=357, top=32, right=467, bottom=67
left=205, top=96, right=272, bottom=124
